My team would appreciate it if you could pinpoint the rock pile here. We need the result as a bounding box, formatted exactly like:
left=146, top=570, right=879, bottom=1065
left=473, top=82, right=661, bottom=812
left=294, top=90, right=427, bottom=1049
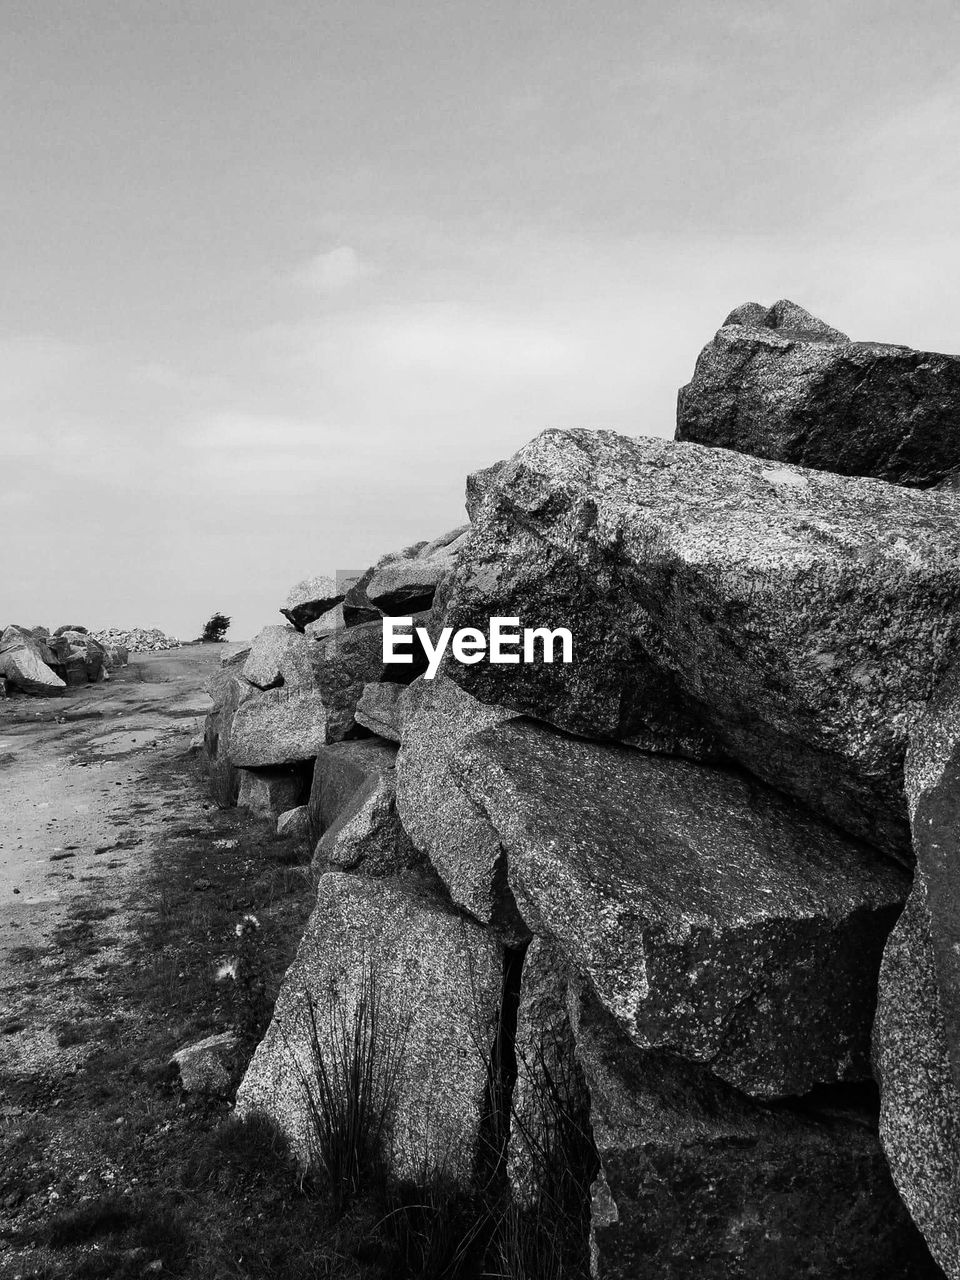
left=204, top=301, right=960, bottom=1278
left=91, top=626, right=180, bottom=653
left=0, top=624, right=128, bottom=696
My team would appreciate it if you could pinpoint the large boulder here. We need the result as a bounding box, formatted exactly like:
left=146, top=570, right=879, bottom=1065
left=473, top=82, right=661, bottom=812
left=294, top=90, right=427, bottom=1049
left=242, top=625, right=316, bottom=691
left=396, top=677, right=527, bottom=937
left=354, top=681, right=410, bottom=743
left=0, top=625, right=65, bottom=695
left=203, top=672, right=247, bottom=806
left=280, top=574, right=345, bottom=631
left=571, top=984, right=940, bottom=1280
left=439, top=428, right=960, bottom=856
left=874, top=887, right=960, bottom=1279
left=676, top=300, right=960, bottom=487
left=366, top=525, right=471, bottom=614
left=236, top=872, right=503, bottom=1185
left=55, top=629, right=105, bottom=684
left=454, top=716, right=908, bottom=1098
left=228, top=687, right=328, bottom=767
left=306, top=738, right=398, bottom=850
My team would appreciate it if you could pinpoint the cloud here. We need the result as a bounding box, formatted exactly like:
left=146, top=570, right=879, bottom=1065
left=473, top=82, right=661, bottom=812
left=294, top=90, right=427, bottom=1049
left=293, top=246, right=367, bottom=295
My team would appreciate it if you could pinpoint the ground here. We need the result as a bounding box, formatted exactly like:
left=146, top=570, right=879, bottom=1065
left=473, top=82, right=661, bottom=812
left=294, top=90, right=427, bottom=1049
left=0, top=645, right=352, bottom=1280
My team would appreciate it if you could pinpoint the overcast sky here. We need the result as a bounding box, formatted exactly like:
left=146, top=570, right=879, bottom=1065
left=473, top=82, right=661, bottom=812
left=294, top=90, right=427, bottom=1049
left=3, top=1, right=959, bottom=640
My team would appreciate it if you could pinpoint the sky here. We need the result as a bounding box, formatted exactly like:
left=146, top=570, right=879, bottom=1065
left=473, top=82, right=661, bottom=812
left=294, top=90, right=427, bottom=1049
left=3, top=1, right=960, bottom=640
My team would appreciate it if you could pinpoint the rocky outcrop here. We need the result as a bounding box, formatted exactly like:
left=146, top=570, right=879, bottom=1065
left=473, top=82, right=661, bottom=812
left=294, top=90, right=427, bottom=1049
left=456, top=715, right=907, bottom=1097
left=439, top=428, right=960, bottom=857
left=236, top=873, right=503, bottom=1184
left=676, top=300, right=960, bottom=487
left=0, top=626, right=66, bottom=694
left=216, top=310, right=960, bottom=1272
left=236, top=764, right=312, bottom=818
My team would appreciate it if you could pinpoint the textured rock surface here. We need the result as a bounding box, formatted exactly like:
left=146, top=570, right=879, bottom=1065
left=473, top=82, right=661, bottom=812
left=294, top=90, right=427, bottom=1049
left=676, top=300, right=960, bottom=487
left=316, top=765, right=421, bottom=877
left=0, top=626, right=65, bottom=694
left=354, top=681, right=409, bottom=742
left=441, top=428, right=960, bottom=855
left=170, top=1031, right=238, bottom=1096
left=875, top=886, right=960, bottom=1278
left=236, top=873, right=502, bottom=1184
left=242, top=625, right=316, bottom=691
left=276, top=805, right=311, bottom=842
left=237, top=764, right=312, bottom=817
left=203, top=672, right=246, bottom=806
left=366, top=525, right=471, bottom=613
left=307, top=739, right=399, bottom=850
left=280, top=573, right=345, bottom=631
left=572, top=985, right=940, bottom=1280
left=456, top=717, right=908, bottom=1097
left=228, top=687, right=327, bottom=766
left=314, top=619, right=390, bottom=740
left=396, top=677, right=526, bottom=935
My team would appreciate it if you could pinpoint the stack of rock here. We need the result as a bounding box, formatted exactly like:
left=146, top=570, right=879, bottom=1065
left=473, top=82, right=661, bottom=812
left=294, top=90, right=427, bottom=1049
left=91, top=626, right=179, bottom=653
left=0, top=624, right=127, bottom=696
left=205, top=302, right=960, bottom=1278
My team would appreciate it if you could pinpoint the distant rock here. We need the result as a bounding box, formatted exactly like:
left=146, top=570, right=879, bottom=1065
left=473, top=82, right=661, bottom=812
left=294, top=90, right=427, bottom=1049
left=280, top=574, right=344, bottom=631
left=236, top=872, right=502, bottom=1185
left=440, top=428, right=960, bottom=856
left=676, top=300, right=960, bottom=486
left=0, top=626, right=65, bottom=695
left=91, top=627, right=179, bottom=652
left=456, top=716, right=907, bottom=1097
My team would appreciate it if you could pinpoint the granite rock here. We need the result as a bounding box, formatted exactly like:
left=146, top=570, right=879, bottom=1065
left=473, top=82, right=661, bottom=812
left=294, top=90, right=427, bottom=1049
left=280, top=574, right=344, bottom=631
left=676, top=300, right=960, bottom=487
left=456, top=717, right=909, bottom=1097
left=228, top=686, right=327, bottom=767
left=366, top=525, right=471, bottom=614
left=440, top=428, right=960, bottom=855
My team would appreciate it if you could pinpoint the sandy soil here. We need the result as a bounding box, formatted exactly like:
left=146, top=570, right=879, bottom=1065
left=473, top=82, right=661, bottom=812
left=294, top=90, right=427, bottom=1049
left=0, top=645, right=238, bottom=1060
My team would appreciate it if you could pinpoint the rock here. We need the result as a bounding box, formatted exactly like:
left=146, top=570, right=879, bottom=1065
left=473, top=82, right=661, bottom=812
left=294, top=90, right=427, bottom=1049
left=440, top=428, right=960, bottom=856
left=0, top=677, right=7, bottom=699
left=280, top=574, right=344, bottom=631
left=304, top=603, right=346, bottom=639
left=904, top=658, right=960, bottom=1093
left=507, top=939, right=594, bottom=1214
left=455, top=717, right=908, bottom=1097
left=341, top=567, right=382, bottom=627
left=228, top=687, right=327, bottom=767
left=316, top=764, right=421, bottom=877
left=54, top=624, right=88, bottom=635
left=366, top=525, right=471, bottom=613
left=354, top=681, right=410, bottom=743
left=314, top=617, right=428, bottom=740
left=307, top=739, right=398, bottom=849
left=90, top=627, right=180, bottom=652
left=170, top=1031, right=238, bottom=1095
left=0, top=626, right=65, bottom=695
left=874, top=885, right=960, bottom=1279
left=203, top=673, right=246, bottom=806
left=235, top=872, right=503, bottom=1185
left=466, top=460, right=506, bottom=520
left=241, top=625, right=316, bottom=691
left=676, top=300, right=960, bottom=487
left=571, top=984, right=940, bottom=1280
left=237, top=764, right=312, bottom=817
left=56, top=630, right=105, bottom=683
left=276, top=805, right=311, bottom=842
left=396, top=677, right=527, bottom=936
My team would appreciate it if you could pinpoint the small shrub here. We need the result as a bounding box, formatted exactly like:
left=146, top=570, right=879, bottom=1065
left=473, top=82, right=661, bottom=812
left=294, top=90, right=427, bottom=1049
left=200, top=612, right=231, bottom=643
